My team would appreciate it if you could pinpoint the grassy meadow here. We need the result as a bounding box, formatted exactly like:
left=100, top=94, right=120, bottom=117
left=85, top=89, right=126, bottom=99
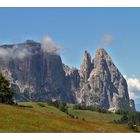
left=0, top=102, right=134, bottom=132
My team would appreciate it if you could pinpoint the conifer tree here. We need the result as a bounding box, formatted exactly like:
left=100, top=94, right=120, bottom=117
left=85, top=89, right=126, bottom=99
left=0, top=73, right=14, bottom=104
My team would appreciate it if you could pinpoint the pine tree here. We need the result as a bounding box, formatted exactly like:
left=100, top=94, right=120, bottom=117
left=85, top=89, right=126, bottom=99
left=0, top=73, right=14, bottom=104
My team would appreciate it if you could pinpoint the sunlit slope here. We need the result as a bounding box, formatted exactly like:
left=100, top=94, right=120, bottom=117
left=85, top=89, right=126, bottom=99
left=0, top=103, right=132, bottom=132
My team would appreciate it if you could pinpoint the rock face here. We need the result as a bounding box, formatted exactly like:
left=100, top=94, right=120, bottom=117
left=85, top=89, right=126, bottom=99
left=76, top=48, right=135, bottom=111
left=63, top=64, right=80, bottom=91
left=63, top=64, right=80, bottom=103
left=0, top=41, right=135, bottom=111
left=80, top=51, right=93, bottom=84
left=0, top=40, right=73, bottom=102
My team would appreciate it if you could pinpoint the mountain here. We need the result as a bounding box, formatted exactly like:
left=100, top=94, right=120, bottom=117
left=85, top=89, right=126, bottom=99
left=76, top=48, right=135, bottom=112
left=0, top=40, right=74, bottom=103
left=0, top=41, right=135, bottom=111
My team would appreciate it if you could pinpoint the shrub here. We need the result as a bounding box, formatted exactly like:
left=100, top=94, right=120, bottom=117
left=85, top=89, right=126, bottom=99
left=47, top=100, right=68, bottom=114
left=69, top=114, right=74, bottom=118
left=120, top=114, right=128, bottom=123
left=19, top=105, right=33, bottom=108
left=37, top=103, right=46, bottom=107
left=133, top=126, right=139, bottom=132
left=128, top=122, right=139, bottom=132
left=58, top=102, right=68, bottom=113
left=128, top=121, right=134, bottom=129
left=115, top=110, right=129, bottom=115
left=82, top=118, right=85, bottom=121
left=75, top=116, right=78, bottom=119
left=113, top=120, right=118, bottom=124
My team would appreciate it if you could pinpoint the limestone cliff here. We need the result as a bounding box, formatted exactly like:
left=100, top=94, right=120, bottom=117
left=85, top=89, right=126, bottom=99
left=0, top=40, right=73, bottom=102
left=77, top=48, right=135, bottom=111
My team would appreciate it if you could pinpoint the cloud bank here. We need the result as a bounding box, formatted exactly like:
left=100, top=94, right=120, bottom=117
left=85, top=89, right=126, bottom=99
left=0, top=45, right=32, bottom=60
left=100, top=33, right=113, bottom=47
left=0, top=35, right=61, bottom=61
left=124, top=75, right=140, bottom=100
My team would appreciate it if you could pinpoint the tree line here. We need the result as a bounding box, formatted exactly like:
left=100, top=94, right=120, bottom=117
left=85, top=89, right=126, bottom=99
left=114, top=110, right=140, bottom=132
left=73, top=104, right=110, bottom=113
left=48, top=100, right=68, bottom=113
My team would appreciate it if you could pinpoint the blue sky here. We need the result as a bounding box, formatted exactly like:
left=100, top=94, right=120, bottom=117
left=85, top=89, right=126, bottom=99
left=0, top=8, right=140, bottom=110
left=0, top=8, right=140, bottom=75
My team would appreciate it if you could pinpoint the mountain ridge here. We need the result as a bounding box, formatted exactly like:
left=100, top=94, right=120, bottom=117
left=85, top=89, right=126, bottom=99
left=0, top=40, right=135, bottom=112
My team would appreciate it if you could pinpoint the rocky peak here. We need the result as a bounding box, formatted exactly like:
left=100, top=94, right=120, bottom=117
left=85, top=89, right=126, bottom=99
left=93, top=48, right=111, bottom=67
left=80, top=50, right=92, bottom=83
left=89, top=48, right=111, bottom=80
left=77, top=48, right=134, bottom=111
left=95, top=48, right=111, bottom=59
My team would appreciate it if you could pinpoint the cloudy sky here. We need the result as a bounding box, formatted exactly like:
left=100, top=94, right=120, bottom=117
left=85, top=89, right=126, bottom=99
left=0, top=8, right=140, bottom=110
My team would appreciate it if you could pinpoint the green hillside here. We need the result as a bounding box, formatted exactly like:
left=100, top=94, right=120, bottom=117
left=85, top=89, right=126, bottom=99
left=0, top=102, right=133, bottom=132
left=68, top=104, right=121, bottom=122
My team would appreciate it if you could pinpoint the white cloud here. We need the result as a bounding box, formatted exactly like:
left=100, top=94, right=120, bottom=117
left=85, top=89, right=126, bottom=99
left=124, top=76, right=140, bottom=100
left=12, top=45, right=32, bottom=59
left=127, top=78, right=140, bottom=91
left=0, top=35, right=60, bottom=61
left=100, top=33, right=113, bottom=47
left=0, top=45, right=32, bottom=60
left=41, top=36, right=60, bottom=55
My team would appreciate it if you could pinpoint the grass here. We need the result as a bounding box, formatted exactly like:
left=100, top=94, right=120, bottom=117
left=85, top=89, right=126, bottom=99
left=18, top=102, right=67, bottom=116
left=68, top=104, right=121, bottom=123
left=0, top=102, right=134, bottom=132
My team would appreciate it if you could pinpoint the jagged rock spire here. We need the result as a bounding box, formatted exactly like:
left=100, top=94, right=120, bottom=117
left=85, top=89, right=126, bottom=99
left=80, top=50, right=92, bottom=83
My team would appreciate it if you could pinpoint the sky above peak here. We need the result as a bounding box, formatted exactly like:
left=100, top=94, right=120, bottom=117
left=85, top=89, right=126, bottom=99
left=0, top=8, right=140, bottom=110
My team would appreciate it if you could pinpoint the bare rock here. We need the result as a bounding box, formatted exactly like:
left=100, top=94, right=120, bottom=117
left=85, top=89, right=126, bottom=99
left=80, top=51, right=93, bottom=83
left=77, top=48, right=135, bottom=111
